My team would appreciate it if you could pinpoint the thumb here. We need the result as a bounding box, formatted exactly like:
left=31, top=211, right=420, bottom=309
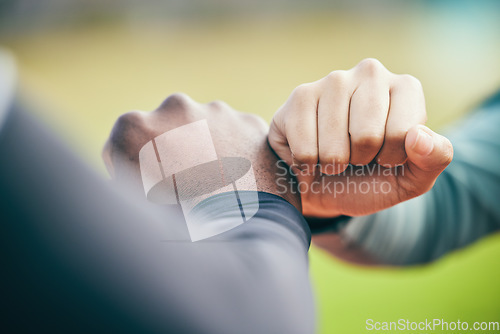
left=405, top=124, right=454, bottom=183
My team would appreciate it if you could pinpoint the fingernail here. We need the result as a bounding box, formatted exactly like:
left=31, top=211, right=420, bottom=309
left=413, top=129, right=434, bottom=156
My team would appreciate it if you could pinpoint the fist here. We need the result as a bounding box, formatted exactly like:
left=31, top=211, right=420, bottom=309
left=268, top=59, right=453, bottom=217
left=103, top=93, right=299, bottom=208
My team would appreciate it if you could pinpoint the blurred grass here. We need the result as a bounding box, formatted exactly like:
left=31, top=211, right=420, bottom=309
left=3, top=10, right=500, bottom=333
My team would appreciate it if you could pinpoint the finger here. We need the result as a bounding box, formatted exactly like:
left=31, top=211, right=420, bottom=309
left=405, top=124, right=453, bottom=190
left=284, top=84, right=319, bottom=171
left=349, top=82, right=389, bottom=166
left=268, top=84, right=319, bottom=172
left=317, top=71, right=352, bottom=175
left=268, top=116, right=293, bottom=165
left=376, top=74, right=426, bottom=167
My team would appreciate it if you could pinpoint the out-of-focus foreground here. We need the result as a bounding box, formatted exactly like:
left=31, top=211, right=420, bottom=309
left=1, top=1, right=499, bottom=333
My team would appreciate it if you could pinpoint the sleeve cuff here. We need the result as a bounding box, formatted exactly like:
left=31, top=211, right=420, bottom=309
left=190, top=191, right=311, bottom=249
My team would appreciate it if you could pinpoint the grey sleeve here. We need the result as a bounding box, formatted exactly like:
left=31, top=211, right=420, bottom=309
left=0, top=106, right=314, bottom=334
left=342, top=94, right=500, bottom=265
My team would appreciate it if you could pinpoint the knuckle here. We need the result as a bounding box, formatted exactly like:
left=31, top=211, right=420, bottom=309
left=208, top=100, right=230, bottom=110
left=291, top=83, right=314, bottom=100
left=108, top=111, right=146, bottom=152
left=325, top=70, right=348, bottom=85
left=113, top=111, right=145, bottom=133
left=357, top=58, right=385, bottom=76
left=159, top=92, right=195, bottom=110
left=398, top=74, right=423, bottom=90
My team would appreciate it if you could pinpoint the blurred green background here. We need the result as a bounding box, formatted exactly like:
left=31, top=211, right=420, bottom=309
left=1, top=0, right=499, bottom=333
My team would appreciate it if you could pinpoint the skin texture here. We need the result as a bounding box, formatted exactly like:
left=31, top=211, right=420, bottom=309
left=269, top=58, right=454, bottom=218
left=102, top=93, right=301, bottom=210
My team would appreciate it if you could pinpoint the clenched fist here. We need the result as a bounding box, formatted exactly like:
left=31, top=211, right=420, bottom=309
left=268, top=58, right=453, bottom=218
left=103, top=93, right=300, bottom=209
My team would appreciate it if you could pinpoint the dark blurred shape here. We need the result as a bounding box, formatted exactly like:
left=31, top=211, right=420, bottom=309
left=1, top=0, right=498, bottom=37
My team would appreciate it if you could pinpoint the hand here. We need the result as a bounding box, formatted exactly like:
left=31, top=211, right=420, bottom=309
left=268, top=58, right=453, bottom=217
left=103, top=93, right=300, bottom=209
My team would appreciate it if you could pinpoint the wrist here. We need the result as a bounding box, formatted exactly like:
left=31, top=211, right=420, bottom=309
left=248, top=139, right=302, bottom=211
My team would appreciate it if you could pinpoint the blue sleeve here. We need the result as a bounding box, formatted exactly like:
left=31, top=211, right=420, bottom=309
left=342, top=91, right=500, bottom=265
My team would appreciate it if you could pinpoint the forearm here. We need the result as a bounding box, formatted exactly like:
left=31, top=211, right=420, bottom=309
left=0, top=106, right=314, bottom=333
left=182, top=191, right=314, bottom=334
